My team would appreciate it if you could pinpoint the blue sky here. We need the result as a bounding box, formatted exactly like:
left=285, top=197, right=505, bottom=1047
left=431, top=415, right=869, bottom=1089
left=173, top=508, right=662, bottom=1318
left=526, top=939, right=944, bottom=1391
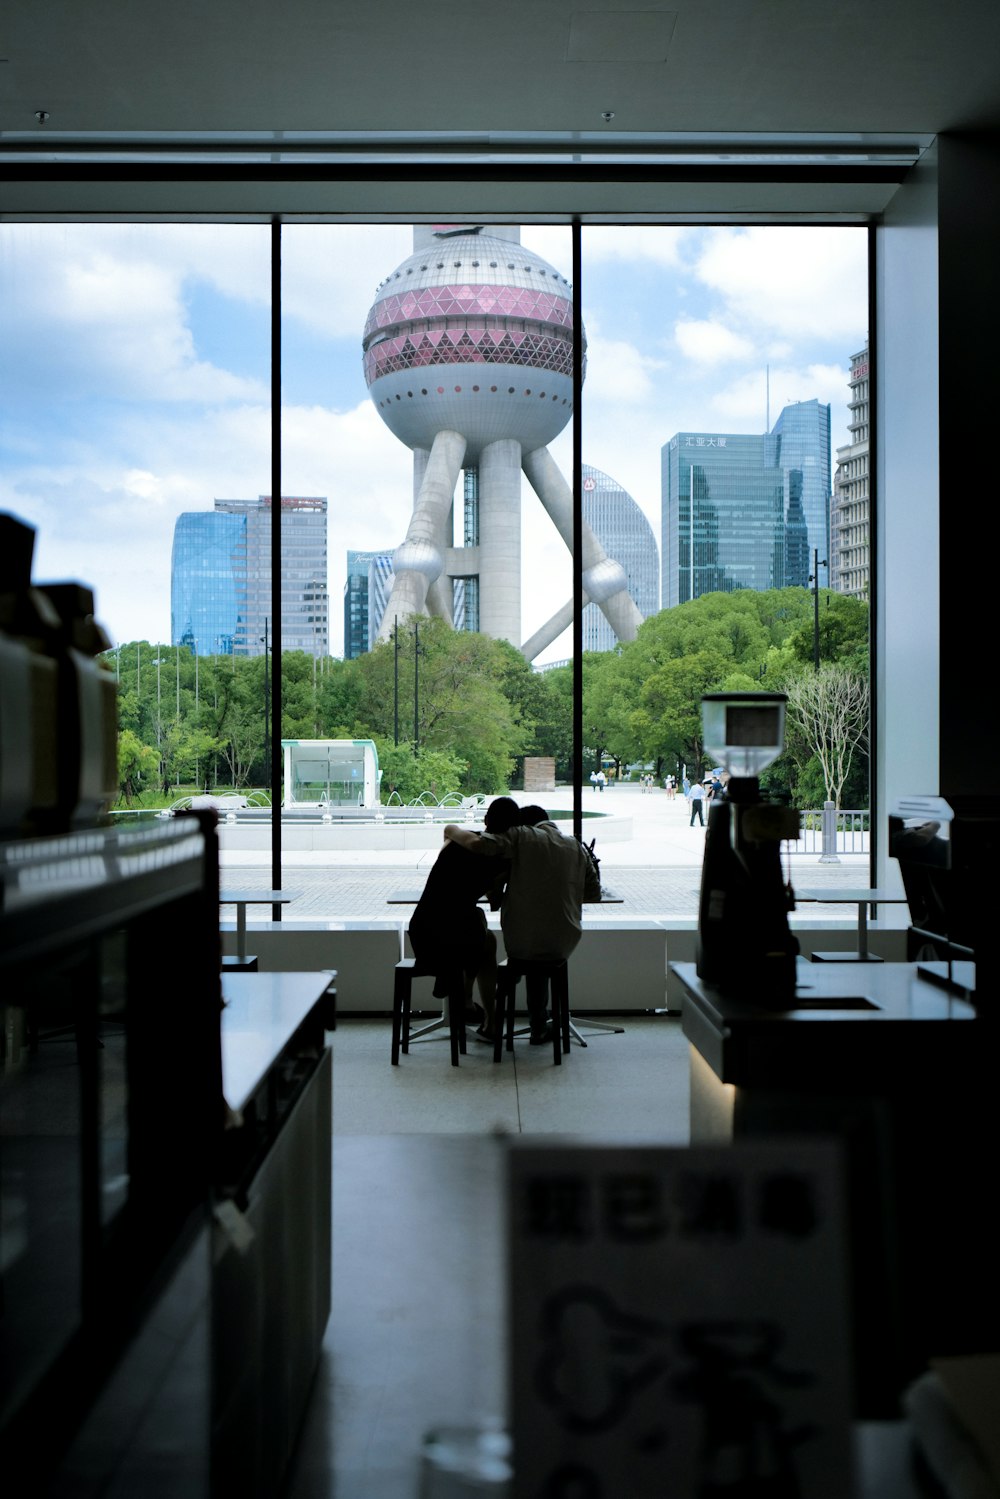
left=0, top=223, right=867, bottom=660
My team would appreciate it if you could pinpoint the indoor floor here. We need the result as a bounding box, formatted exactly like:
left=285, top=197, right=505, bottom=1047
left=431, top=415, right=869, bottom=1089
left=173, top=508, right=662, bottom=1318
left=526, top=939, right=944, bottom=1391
left=283, top=1012, right=689, bottom=1498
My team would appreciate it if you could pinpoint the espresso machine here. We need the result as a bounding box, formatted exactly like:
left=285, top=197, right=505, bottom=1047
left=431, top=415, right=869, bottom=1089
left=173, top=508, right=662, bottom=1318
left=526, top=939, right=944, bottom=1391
left=696, top=691, right=801, bottom=1001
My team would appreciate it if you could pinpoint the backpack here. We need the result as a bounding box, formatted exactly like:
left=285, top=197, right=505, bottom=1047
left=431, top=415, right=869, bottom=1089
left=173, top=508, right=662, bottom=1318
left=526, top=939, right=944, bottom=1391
left=578, top=836, right=601, bottom=889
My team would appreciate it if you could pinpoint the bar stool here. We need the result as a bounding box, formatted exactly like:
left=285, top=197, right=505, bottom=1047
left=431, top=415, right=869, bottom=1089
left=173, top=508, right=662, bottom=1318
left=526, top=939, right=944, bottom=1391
left=493, top=958, right=570, bottom=1066
left=391, top=959, right=469, bottom=1067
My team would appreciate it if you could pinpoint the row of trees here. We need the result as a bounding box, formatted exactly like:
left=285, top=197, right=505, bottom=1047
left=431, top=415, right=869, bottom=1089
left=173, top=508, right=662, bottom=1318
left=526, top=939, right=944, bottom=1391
left=110, top=585, right=869, bottom=808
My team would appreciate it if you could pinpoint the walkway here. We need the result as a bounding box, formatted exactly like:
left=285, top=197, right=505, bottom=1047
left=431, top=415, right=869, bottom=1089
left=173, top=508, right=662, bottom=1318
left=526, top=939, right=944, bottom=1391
left=219, top=783, right=876, bottom=922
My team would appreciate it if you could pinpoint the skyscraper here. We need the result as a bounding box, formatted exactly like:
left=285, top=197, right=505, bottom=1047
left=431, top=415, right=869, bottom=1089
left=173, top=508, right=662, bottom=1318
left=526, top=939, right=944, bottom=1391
left=170, top=509, right=247, bottom=657
left=344, top=549, right=394, bottom=659
left=171, top=496, right=329, bottom=657
left=661, top=400, right=829, bottom=608
left=581, top=464, right=659, bottom=651
left=831, top=344, right=870, bottom=600
left=769, top=398, right=832, bottom=572
left=367, top=553, right=396, bottom=647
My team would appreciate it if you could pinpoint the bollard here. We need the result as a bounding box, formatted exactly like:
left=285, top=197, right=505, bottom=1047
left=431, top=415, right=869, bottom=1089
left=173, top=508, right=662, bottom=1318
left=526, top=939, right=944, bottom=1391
left=819, top=798, right=840, bottom=863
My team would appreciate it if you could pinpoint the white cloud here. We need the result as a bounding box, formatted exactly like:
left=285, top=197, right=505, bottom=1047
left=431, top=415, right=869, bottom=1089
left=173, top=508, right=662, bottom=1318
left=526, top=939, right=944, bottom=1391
left=675, top=319, right=755, bottom=366
left=693, top=226, right=868, bottom=342
left=3, top=226, right=269, bottom=405
left=583, top=331, right=665, bottom=404
left=2, top=394, right=418, bottom=654
left=1, top=221, right=867, bottom=659
left=574, top=225, right=695, bottom=268
left=280, top=224, right=414, bottom=339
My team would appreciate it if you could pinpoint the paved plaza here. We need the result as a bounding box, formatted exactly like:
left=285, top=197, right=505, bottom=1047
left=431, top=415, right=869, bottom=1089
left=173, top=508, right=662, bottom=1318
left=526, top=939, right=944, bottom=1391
left=220, top=783, right=874, bottom=922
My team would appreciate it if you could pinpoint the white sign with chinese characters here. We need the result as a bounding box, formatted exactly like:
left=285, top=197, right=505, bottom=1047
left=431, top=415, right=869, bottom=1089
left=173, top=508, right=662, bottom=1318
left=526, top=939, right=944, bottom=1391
left=508, top=1142, right=853, bottom=1498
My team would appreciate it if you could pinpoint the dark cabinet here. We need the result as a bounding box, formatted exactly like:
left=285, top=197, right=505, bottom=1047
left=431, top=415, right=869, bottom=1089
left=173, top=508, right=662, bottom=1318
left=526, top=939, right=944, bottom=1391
left=1, top=816, right=332, bottom=1497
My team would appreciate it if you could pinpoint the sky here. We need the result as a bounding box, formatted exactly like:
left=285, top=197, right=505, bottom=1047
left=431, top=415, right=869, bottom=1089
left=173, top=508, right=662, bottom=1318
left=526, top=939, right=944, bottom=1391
left=0, top=222, right=868, bottom=662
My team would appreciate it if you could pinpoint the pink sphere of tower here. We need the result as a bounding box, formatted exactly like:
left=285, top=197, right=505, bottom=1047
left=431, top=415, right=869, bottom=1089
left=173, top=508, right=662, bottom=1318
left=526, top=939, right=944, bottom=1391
left=363, top=229, right=583, bottom=461
left=366, top=225, right=639, bottom=661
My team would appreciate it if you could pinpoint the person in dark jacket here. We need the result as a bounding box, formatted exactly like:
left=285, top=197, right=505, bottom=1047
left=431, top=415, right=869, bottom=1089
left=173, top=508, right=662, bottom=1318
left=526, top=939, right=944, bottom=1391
left=444, top=804, right=602, bottom=1043
left=407, top=795, right=519, bottom=1039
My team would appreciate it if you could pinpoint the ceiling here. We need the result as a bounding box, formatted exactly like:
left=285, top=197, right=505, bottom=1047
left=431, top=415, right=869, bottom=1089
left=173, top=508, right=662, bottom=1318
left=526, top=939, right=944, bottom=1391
left=3, top=0, right=1000, bottom=140
left=2, top=1, right=998, bottom=220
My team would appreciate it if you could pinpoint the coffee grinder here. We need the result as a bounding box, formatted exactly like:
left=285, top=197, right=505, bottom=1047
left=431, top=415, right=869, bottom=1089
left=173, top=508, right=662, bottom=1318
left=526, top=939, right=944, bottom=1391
left=696, top=691, right=801, bottom=1001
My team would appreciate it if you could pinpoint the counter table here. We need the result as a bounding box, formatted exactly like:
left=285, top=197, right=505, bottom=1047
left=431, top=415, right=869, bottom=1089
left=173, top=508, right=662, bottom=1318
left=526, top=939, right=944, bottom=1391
left=671, top=957, right=995, bottom=1418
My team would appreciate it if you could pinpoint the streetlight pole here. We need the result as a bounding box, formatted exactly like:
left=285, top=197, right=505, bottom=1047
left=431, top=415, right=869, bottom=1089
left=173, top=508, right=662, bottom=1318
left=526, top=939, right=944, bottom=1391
left=393, top=615, right=399, bottom=746
left=413, top=618, right=420, bottom=757
left=261, top=620, right=270, bottom=795
left=156, top=648, right=162, bottom=784
left=193, top=640, right=201, bottom=789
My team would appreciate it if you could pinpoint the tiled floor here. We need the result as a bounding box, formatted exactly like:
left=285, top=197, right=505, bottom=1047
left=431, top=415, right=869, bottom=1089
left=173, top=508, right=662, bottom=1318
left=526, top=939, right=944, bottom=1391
left=281, top=1013, right=690, bottom=1498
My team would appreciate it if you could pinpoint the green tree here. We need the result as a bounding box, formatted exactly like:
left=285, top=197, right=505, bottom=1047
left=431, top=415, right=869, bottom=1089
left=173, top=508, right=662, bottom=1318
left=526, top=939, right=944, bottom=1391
left=785, top=663, right=870, bottom=808
left=633, top=650, right=727, bottom=773
left=317, top=657, right=366, bottom=737
left=375, top=741, right=469, bottom=802
left=280, top=650, right=322, bottom=738
left=354, top=617, right=526, bottom=793
left=116, top=727, right=159, bottom=804
left=527, top=662, right=574, bottom=782
left=163, top=722, right=224, bottom=789
left=582, top=651, right=635, bottom=775
left=786, top=592, right=869, bottom=673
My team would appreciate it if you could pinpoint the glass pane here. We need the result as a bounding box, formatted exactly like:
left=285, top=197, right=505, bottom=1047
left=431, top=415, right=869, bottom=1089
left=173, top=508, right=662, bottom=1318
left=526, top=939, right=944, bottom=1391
left=577, top=226, right=870, bottom=901
left=278, top=224, right=576, bottom=903
left=0, top=223, right=271, bottom=815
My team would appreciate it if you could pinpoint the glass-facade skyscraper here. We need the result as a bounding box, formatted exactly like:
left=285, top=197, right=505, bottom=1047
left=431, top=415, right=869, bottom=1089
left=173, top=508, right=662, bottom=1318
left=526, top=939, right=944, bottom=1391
left=171, top=496, right=329, bottom=657
left=582, top=464, right=659, bottom=651
left=661, top=400, right=828, bottom=608
left=344, top=549, right=395, bottom=659
left=770, top=398, right=831, bottom=576
left=170, top=509, right=247, bottom=657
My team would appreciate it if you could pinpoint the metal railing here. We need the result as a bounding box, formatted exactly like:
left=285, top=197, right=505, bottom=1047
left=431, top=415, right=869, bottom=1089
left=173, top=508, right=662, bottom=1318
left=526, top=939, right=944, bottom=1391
left=783, top=808, right=869, bottom=857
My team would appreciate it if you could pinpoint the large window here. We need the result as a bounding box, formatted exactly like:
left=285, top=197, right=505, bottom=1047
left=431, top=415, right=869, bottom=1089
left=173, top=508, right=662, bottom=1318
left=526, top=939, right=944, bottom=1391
left=1, top=220, right=868, bottom=905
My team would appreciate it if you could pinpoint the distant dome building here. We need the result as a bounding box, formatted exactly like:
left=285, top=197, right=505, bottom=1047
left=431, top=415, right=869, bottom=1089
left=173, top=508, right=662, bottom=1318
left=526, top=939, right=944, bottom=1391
left=365, top=225, right=643, bottom=660
left=582, top=465, right=659, bottom=651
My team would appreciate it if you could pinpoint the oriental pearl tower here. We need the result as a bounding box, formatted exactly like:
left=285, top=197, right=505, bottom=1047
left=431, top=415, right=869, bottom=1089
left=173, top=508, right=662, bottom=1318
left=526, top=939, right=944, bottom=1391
left=364, top=225, right=642, bottom=659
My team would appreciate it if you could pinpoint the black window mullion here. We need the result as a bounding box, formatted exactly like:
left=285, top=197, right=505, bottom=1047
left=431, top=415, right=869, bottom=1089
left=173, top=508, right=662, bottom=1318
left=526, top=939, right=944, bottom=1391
left=270, top=217, right=282, bottom=910
left=866, top=223, right=878, bottom=891
left=572, top=220, right=583, bottom=842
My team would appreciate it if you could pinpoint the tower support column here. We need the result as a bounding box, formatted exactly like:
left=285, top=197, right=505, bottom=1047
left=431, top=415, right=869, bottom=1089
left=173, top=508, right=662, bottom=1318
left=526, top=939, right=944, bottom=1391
left=378, top=429, right=466, bottom=638
left=477, top=438, right=522, bottom=644
left=522, top=446, right=643, bottom=645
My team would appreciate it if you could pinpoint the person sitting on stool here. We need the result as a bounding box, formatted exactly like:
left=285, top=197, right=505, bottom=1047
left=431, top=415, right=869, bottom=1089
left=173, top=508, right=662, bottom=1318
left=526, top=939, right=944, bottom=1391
left=444, top=804, right=601, bottom=1045
left=409, top=796, right=519, bottom=1040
